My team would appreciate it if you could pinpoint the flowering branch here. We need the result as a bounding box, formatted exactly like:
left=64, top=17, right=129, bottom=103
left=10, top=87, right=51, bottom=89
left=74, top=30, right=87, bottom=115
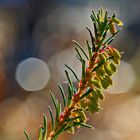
left=24, top=8, right=123, bottom=140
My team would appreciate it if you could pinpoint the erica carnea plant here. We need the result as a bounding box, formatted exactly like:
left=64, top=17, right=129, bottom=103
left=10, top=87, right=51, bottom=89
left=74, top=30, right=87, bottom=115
left=24, top=8, right=123, bottom=140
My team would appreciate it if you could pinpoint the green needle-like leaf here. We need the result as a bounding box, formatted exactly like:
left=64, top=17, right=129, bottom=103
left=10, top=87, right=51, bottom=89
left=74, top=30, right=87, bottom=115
left=64, top=122, right=81, bottom=131
left=58, top=83, right=67, bottom=107
left=107, top=38, right=114, bottom=44
left=65, top=70, right=73, bottom=87
left=86, top=40, right=92, bottom=59
left=49, top=91, right=60, bottom=128
left=97, top=31, right=107, bottom=49
left=104, top=29, right=121, bottom=45
left=91, top=10, right=98, bottom=24
left=39, top=127, right=43, bottom=140
left=48, top=106, right=55, bottom=131
left=24, top=129, right=31, bottom=140
left=80, top=123, right=94, bottom=129
left=65, top=70, right=74, bottom=95
left=97, top=12, right=101, bottom=29
left=73, top=40, right=89, bottom=60
left=52, top=124, right=67, bottom=140
left=43, top=114, right=47, bottom=140
left=75, top=48, right=83, bottom=62
left=86, top=27, right=96, bottom=52
left=65, top=64, right=80, bottom=82
left=93, top=22, right=98, bottom=41
left=49, top=91, right=58, bottom=111
left=102, top=10, right=108, bottom=30
left=73, top=86, right=77, bottom=93
left=76, top=54, right=82, bottom=62
left=67, top=85, right=72, bottom=106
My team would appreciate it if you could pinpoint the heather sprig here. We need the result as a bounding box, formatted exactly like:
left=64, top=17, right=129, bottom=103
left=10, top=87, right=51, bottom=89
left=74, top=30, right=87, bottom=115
left=24, top=8, right=123, bottom=140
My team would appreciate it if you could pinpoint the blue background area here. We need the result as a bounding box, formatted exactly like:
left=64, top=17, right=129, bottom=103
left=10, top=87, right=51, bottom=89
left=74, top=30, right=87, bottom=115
left=0, top=0, right=28, bottom=6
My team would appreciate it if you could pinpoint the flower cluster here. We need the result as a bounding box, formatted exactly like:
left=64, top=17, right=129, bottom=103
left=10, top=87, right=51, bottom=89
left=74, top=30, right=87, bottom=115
left=79, top=45, right=121, bottom=114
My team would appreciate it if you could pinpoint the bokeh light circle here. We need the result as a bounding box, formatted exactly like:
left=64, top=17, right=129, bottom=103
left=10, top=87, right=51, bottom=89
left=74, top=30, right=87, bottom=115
left=104, top=95, right=140, bottom=138
left=107, top=60, right=136, bottom=94
left=48, top=47, right=82, bottom=82
left=16, top=57, right=50, bottom=91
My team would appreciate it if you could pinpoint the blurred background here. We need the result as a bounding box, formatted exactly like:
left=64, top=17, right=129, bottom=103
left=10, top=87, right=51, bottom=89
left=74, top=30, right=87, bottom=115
left=0, top=0, right=140, bottom=139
